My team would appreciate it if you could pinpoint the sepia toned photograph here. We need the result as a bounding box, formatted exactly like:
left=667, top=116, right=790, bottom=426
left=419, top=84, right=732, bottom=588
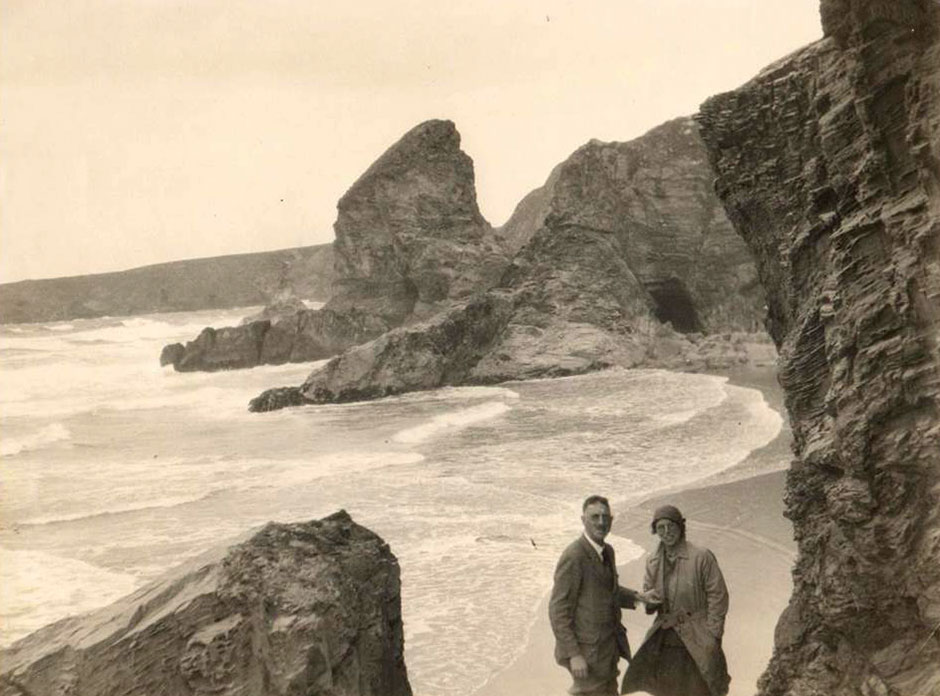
left=1, top=2, right=938, bottom=695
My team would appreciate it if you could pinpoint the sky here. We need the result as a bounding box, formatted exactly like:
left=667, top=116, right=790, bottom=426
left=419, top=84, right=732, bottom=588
left=0, top=0, right=822, bottom=283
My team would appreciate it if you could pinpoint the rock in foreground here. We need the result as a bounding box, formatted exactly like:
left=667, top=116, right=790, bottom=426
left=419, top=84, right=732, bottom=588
left=0, top=511, right=411, bottom=696
left=698, top=1, right=940, bottom=694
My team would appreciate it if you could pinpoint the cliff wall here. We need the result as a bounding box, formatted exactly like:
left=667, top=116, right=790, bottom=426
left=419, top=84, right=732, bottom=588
left=0, top=244, right=334, bottom=325
left=698, top=1, right=940, bottom=693
left=0, top=511, right=411, bottom=696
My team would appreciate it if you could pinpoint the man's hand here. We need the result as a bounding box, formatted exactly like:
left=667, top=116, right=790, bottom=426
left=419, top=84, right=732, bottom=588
left=636, top=589, right=661, bottom=604
left=569, top=654, right=589, bottom=679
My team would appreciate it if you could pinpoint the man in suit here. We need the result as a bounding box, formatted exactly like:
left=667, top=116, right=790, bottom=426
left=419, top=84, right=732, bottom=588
left=550, top=495, right=642, bottom=695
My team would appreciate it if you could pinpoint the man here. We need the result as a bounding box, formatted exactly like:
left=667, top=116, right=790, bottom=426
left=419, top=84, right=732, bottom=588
left=622, top=504, right=730, bottom=696
left=550, top=495, right=641, bottom=696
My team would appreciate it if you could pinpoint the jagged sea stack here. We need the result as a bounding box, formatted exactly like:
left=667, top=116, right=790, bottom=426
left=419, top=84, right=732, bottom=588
left=162, top=119, right=508, bottom=372
left=0, top=512, right=411, bottom=696
left=698, top=1, right=940, bottom=694
left=326, top=119, right=507, bottom=323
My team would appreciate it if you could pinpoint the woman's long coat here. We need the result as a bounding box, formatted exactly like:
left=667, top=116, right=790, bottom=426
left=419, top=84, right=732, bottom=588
left=637, top=539, right=730, bottom=696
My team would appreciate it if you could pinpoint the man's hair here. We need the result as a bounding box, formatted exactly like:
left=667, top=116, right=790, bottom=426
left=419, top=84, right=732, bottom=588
left=582, top=495, right=611, bottom=512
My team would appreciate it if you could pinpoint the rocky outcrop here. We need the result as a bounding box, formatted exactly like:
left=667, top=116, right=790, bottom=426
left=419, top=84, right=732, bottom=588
left=501, top=117, right=766, bottom=334
left=0, top=511, right=411, bottom=696
left=163, top=308, right=389, bottom=372
left=0, top=244, right=334, bottom=325
left=250, top=118, right=774, bottom=408
left=251, top=294, right=514, bottom=409
left=326, top=119, right=507, bottom=323
left=166, top=120, right=509, bottom=372
left=698, top=2, right=940, bottom=694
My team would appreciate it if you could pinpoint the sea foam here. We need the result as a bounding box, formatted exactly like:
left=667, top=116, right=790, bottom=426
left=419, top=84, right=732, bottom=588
left=393, top=402, right=513, bottom=444
left=0, top=423, right=71, bottom=458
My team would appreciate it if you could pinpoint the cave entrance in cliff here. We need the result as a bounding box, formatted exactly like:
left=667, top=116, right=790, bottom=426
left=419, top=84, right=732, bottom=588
left=647, top=278, right=702, bottom=333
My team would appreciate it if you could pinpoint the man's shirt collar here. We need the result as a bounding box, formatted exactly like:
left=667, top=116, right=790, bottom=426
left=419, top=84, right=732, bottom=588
left=582, top=532, right=605, bottom=558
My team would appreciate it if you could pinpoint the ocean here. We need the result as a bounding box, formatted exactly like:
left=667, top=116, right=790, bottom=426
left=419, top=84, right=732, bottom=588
left=0, top=307, right=783, bottom=696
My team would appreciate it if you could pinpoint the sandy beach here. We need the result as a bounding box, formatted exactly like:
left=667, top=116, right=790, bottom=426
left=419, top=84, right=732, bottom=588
left=474, top=366, right=796, bottom=696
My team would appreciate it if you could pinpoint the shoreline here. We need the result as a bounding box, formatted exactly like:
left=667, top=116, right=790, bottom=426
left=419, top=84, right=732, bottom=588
left=473, top=364, right=795, bottom=696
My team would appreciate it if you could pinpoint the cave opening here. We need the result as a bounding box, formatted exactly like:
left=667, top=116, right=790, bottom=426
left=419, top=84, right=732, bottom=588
left=646, top=278, right=703, bottom=333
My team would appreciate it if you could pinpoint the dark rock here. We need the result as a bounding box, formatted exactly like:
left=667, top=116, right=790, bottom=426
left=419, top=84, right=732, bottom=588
left=698, top=1, right=940, bottom=693
left=500, top=117, right=766, bottom=334
left=0, top=511, right=411, bottom=696
left=159, top=342, right=185, bottom=368
left=248, top=386, right=307, bottom=412
left=165, top=120, right=507, bottom=373
left=176, top=321, right=271, bottom=372
left=170, top=308, right=391, bottom=372
left=326, top=119, right=508, bottom=323
left=258, top=118, right=774, bottom=408
left=240, top=296, right=309, bottom=324
left=301, top=294, right=514, bottom=403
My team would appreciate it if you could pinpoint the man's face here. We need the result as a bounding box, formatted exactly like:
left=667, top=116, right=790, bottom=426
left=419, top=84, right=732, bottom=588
left=582, top=502, right=612, bottom=545
left=655, top=519, right=682, bottom=548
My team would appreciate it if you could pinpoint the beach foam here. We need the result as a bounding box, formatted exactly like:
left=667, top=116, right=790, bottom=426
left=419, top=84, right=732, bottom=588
left=393, top=402, right=513, bottom=443
left=0, top=423, right=71, bottom=458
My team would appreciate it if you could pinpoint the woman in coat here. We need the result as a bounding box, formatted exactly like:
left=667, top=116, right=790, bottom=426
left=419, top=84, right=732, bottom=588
left=622, top=505, right=730, bottom=696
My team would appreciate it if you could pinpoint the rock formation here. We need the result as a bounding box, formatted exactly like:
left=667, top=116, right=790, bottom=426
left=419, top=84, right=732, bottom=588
left=326, top=119, right=507, bottom=323
left=0, top=244, right=334, bottom=325
left=697, top=1, right=940, bottom=694
left=500, top=117, right=766, bottom=334
left=251, top=118, right=773, bottom=409
left=164, top=120, right=508, bottom=372
left=163, top=308, right=389, bottom=372
left=0, top=511, right=411, bottom=696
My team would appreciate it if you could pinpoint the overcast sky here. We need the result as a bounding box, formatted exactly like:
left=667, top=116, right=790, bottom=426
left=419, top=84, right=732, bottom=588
left=0, top=1, right=821, bottom=283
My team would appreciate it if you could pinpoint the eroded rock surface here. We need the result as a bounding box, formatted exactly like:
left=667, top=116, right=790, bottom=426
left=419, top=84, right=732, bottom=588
left=165, top=120, right=507, bottom=372
left=163, top=308, right=389, bottom=372
left=0, top=511, right=411, bottom=696
left=326, top=119, right=507, bottom=323
left=698, top=1, right=940, bottom=693
left=500, top=117, right=766, bottom=334
left=251, top=118, right=774, bottom=408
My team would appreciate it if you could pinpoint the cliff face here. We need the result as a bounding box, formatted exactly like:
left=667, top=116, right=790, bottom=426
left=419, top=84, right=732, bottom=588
left=504, top=118, right=766, bottom=334
left=698, top=2, right=940, bottom=694
left=0, top=511, right=411, bottom=696
left=166, top=120, right=508, bottom=372
left=0, top=244, right=334, bottom=325
left=327, top=119, right=507, bottom=323
left=251, top=119, right=775, bottom=409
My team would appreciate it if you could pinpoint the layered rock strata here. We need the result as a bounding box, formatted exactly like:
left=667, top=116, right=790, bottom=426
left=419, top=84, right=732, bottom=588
left=0, top=511, right=411, bottom=696
left=698, top=2, right=940, bottom=694
left=251, top=119, right=773, bottom=409
left=165, top=120, right=507, bottom=372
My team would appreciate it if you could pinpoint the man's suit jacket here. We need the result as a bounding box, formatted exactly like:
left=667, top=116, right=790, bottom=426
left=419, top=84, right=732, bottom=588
left=549, top=535, right=638, bottom=667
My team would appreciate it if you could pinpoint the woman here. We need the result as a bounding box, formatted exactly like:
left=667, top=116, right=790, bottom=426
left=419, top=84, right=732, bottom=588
left=622, top=505, right=730, bottom=696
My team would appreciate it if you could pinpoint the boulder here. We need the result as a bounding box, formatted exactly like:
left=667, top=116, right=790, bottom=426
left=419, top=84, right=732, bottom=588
left=0, top=511, right=411, bottom=696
